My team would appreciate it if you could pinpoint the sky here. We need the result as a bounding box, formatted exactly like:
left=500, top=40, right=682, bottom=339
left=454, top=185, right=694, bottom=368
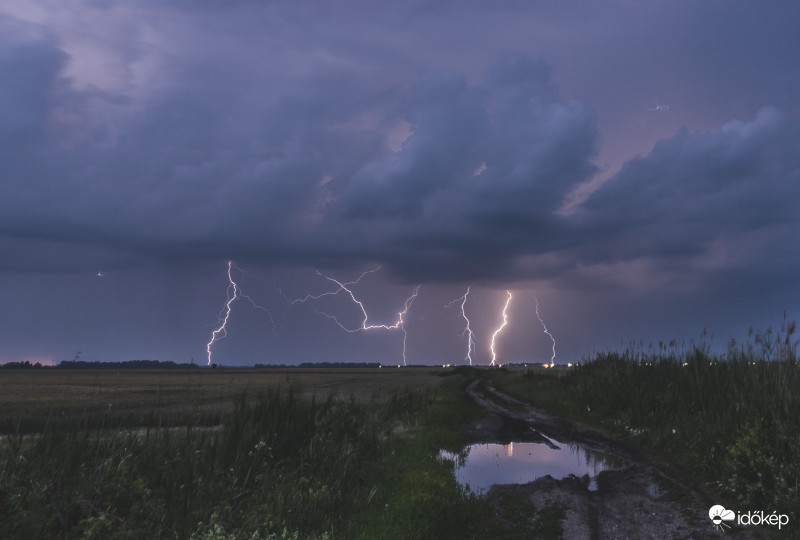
left=1, top=0, right=799, bottom=366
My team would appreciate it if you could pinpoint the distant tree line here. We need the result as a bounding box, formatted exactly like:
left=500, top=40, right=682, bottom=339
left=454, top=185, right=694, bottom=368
left=1, top=360, right=199, bottom=369
left=2, top=360, right=384, bottom=369
left=59, top=360, right=198, bottom=369
left=254, top=362, right=381, bottom=369
left=1, top=361, right=50, bottom=369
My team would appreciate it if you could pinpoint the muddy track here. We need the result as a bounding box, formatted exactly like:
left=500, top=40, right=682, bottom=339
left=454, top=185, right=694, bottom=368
left=462, top=380, right=761, bottom=539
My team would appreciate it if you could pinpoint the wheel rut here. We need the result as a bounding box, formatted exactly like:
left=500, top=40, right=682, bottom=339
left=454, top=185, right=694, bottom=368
left=460, top=380, right=758, bottom=539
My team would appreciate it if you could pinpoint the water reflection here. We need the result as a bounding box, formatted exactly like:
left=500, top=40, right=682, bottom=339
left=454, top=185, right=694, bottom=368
left=441, top=439, right=622, bottom=494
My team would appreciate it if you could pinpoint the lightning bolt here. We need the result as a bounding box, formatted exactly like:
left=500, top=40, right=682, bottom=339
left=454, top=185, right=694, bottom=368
left=206, top=260, right=275, bottom=366
left=285, top=267, right=421, bottom=365
left=206, top=261, right=238, bottom=365
left=443, top=287, right=476, bottom=365
left=398, top=287, right=421, bottom=366
left=281, top=266, right=382, bottom=306
left=535, top=296, right=556, bottom=366
left=490, top=290, right=512, bottom=366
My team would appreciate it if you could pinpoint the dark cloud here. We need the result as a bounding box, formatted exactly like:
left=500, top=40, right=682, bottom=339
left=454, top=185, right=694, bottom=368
left=326, top=53, right=599, bottom=279
left=1, top=15, right=798, bottom=297
left=0, top=27, right=65, bottom=184
left=341, top=73, right=488, bottom=219
left=1, top=1, right=799, bottom=365
left=0, top=23, right=601, bottom=281
left=580, top=106, right=800, bottom=264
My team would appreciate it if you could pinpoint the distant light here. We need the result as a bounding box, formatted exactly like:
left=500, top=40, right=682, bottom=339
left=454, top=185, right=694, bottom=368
left=567, top=363, right=573, bottom=367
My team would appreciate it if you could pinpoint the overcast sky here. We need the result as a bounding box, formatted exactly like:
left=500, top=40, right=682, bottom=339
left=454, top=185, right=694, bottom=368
left=2, top=0, right=798, bottom=366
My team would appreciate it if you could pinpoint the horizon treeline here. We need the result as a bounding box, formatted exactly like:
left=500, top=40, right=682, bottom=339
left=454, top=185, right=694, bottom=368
left=0, top=359, right=384, bottom=369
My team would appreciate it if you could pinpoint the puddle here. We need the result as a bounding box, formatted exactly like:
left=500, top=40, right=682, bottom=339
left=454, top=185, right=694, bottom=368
left=441, top=438, right=623, bottom=494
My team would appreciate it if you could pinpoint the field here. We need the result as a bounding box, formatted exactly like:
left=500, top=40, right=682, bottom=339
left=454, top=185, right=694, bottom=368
left=0, top=368, right=449, bottom=434
left=2, top=322, right=798, bottom=539
left=2, top=367, right=502, bottom=539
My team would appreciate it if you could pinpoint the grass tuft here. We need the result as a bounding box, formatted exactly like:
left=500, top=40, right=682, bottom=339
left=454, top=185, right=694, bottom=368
left=1, top=375, right=495, bottom=539
left=491, top=321, right=800, bottom=520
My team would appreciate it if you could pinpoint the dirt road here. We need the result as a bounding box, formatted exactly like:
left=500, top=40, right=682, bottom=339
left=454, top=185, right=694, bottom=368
left=462, top=380, right=761, bottom=539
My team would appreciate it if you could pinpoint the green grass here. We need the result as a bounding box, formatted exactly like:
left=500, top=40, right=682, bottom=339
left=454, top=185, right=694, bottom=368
left=0, top=368, right=448, bottom=434
left=7, top=322, right=796, bottom=538
left=1, top=372, right=499, bottom=539
left=489, top=320, right=800, bottom=521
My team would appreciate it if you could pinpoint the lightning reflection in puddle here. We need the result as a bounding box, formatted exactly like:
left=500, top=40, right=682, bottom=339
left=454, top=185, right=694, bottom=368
left=440, top=438, right=622, bottom=494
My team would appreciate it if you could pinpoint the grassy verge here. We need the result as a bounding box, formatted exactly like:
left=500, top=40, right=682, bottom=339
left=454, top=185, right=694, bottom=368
left=489, top=322, right=799, bottom=521
left=1, top=372, right=496, bottom=539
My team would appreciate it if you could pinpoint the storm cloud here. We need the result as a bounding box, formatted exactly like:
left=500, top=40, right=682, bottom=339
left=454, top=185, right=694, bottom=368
left=1, top=0, right=798, bottom=363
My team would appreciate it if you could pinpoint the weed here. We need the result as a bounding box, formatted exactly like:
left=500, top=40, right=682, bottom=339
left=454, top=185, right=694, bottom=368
left=0, top=373, right=498, bottom=539
left=490, top=322, right=799, bottom=522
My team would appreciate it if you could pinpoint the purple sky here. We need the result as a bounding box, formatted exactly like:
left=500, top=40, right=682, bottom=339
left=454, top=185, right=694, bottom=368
left=2, top=0, right=799, bottom=366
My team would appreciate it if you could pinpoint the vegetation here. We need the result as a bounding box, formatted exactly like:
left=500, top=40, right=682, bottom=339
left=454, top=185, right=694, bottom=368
left=0, top=370, right=498, bottom=539
left=4, top=319, right=798, bottom=537
left=491, top=492, right=566, bottom=539
left=490, top=319, right=800, bottom=520
left=0, top=368, right=446, bottom=434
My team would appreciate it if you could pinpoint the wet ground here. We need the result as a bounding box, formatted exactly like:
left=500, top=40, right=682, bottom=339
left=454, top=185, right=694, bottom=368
left=461, top=380, right=763, bottom=539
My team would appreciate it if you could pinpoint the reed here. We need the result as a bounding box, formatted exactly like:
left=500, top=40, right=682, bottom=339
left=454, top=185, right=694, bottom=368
left=491, top=319, right=799, bottom=518
left=1, top=378, right=492, bottom=539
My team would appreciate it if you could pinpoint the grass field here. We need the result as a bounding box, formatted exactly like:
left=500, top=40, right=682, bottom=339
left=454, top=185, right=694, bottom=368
left=2, top=320, right=797, bottom=538
left=0, top=367, right=449, bottom=434
left=1, top=367, right=510, bottom=539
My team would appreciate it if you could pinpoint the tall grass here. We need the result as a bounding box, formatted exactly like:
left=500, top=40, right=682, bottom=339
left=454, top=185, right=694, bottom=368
left=491, top=319, right=799, bottom=517
left=1, top=381, right=492, bottom=539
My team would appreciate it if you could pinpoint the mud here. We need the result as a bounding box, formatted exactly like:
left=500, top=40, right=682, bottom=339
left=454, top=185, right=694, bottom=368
left=462, top=380, right=764, bottom=539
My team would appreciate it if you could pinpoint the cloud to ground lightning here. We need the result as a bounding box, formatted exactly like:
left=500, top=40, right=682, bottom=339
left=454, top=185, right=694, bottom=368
left=206, top=261, right=238, bottom=365
left=283, top=267, right=421, bottom=365
left=490, top=290, right=513, bottom=366
left=206, top=261, right=275, bottom=366
left=443, top=286, right=476, bottom=365
left=535, top=296, right=557, bottom=366
left=211, top=271, right=561, bottom=367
